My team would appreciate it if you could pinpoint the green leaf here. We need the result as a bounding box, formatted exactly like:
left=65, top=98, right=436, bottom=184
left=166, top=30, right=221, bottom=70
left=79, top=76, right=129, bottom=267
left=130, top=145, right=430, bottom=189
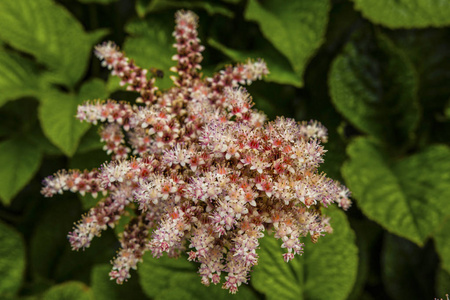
left=30, top=198, right=82, bottom=280
left=388, top=29, right=450, bottom=110
left=42, top=281, right=94, bottom=300
left=0, top=221, right=25, bottom=297
left=252, top=206, right=358, bottom=300
left=138, top=253, right=258, bottom=299
left=0, top=137, right=43, bottom=205
left=351, top=0, right=450, bottom=29
left=0, top=50, right=42, bottom=108
left=121, top=15, right=177, bottom=90
left=434, top=218, right=450, bottom=274
left=78, top=0, right=118, bottom=4
left=245, top=0, right=330, bottom=86
left=436, top=268, right=450, bottom=299
left=0, top=0, right=104, bottom=87
left=39, top=79, right=107, bottom=156
left=30, top=197, right=117, bottom=282
left=76, top=127, right=104, bottom=154
left=329, top=29, right=420, bottom=147
left=208, top=38, right=302, bottom=87
left=342, top=138, right=450, bottom=245
left=136, top=0, right=233, bottom=18
left=156, top=0, right=233, bottom=17
left=91, top=264, right=148, bottom=300
left=381, top=234, right=437, bottom=300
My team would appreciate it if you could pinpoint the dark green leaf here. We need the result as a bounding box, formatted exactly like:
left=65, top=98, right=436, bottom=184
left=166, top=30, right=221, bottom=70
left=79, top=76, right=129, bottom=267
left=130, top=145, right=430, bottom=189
left=0, top=50, right=42, bottom=108
left=136, top=0, right=233, bottom=18
left=329, top=29, right=420, bottom=146
left=39, top=79, right=107, bottom=156
left=388, top=29, right=450, bottom=110
left=0, top=221, right=25, bottom=297
left=381, top=234, right=438, bottom=300
left=0, top=137, right=43, bottom=205
left=0, top=0, right=105, bottom=87
left=434, top=218, right=450, bottom=274
left=351, top=0, right=450, bottom=28
left=30, top=198, right=82, bottom=280
left=73, top=127, right=104, bottom=155
left=91, top=264, right=148, bottom=300
left=208, top=38, right=302, bottom=87
left=245, top=0, right=330, bottom=86
left=252, top=206, right=358, bottom=300
left=342, top=138, right=450, bottom=245
left=436, top=268, right=450, bottom=299
left=42, top=281, right=94, bottom=300
left=78, top=0, right=118, bottom=4
left=138, top=253, right=258, bottom=299
left=107, top=15, right=176, bottom=92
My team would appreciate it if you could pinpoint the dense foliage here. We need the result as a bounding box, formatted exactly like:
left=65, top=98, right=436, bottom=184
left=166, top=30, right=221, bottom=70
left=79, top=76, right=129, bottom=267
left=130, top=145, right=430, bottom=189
left=0, top=0, right=449, bottom=299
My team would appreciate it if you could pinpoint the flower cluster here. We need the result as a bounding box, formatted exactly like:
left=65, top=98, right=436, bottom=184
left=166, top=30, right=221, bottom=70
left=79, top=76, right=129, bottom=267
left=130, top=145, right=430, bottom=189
left=42, top=10, right=351, bottom=293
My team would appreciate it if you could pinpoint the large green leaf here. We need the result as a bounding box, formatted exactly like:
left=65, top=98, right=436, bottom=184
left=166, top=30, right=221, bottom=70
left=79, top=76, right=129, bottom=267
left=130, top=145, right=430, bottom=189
left=0, top=0, right=105, bottom=87
left=245, top=0, right=330, bottom=86
left=39, top=79, right=107, bottom=156
left=0, top=221, right=25, bottom=297
left=351, top=0, right=450, bottom=29
left=329, top=29, right=420, bottom=147
left=138, top=253, right=258, bottom=299
left=342, top=138, right=450, bottom=245
left=0, top=137, right=43, bottom=205
left=252, top=206, right=358, bottom=300
left=434, top=218, right=450, bottom=274
left=0, top=50, right=42, bottom=108
left=42, top=282, right=94, bottom=300
left=208, top=38, right=302, bottom=87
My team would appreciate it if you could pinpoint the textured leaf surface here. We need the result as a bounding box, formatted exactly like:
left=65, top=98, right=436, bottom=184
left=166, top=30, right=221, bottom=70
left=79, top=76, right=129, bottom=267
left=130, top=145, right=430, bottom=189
left=39, top=79, right=107, bottom=156
left=42, top=282, right=94, bottom=300
left=0, top=0, right=102, bottom=87
left=342, top=138, right=450, bottom=245
left=0, top=221, right=25, bottom=297
left=122, top=15, right=177, bottom=90
left=329, top=30, right=419, bottom=146
left=0, top=50, right=41, bottom=107
left=208, top=38, right=302, bottom=87
left=138, top=253, right=258, bottom=300
left=0, top=137, right=42, bottom=205
left=434, top=218, right=450, bottom=274
left=245, top=0, right=330, bottom=86
left=351, top=0, right=450, bottom=28
left=252, top=206, right=358, bottom=300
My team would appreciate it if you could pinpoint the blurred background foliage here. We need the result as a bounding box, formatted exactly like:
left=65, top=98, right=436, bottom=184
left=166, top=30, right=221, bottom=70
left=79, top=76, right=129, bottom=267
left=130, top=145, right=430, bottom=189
left=0, top=0, right=449, bottom=299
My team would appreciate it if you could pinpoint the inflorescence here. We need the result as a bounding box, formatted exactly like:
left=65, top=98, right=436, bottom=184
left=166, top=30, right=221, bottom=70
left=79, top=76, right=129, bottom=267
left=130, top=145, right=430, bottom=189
left=42, top=10, right=351, bottom=293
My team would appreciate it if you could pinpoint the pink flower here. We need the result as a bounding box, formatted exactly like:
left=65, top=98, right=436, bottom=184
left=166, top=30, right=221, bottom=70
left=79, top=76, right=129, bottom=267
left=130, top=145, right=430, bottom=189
left=41, top=9, right=350, bottom=294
